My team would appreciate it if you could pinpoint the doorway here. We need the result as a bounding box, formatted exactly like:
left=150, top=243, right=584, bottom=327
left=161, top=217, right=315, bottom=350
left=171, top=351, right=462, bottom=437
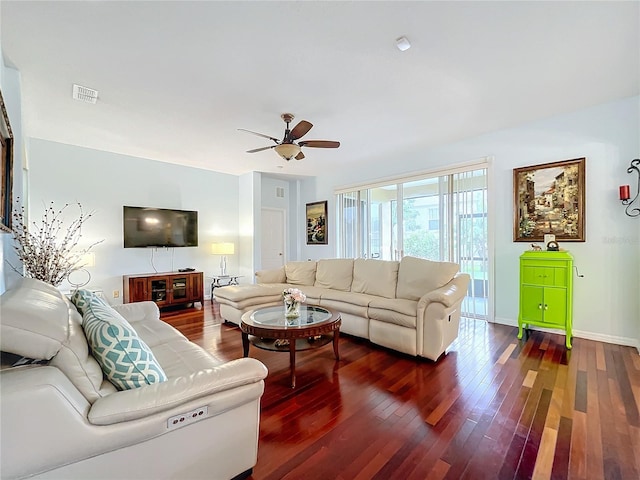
left=260, top=208, right=286, bottom=271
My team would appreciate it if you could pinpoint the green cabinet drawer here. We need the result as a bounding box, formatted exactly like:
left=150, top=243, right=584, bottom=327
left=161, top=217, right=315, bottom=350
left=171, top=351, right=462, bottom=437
left=522, top=266, right=567, bottom=287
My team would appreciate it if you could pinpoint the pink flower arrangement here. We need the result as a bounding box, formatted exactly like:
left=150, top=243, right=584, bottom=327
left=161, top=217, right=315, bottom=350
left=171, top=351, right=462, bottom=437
left=283, top=287, right=306, bottom=303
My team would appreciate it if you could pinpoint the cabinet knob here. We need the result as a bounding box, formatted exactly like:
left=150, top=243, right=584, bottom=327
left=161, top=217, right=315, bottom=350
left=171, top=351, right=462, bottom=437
left=538, top=304, right=543, bottom=309
left=544, top=304, right=548, bottom=310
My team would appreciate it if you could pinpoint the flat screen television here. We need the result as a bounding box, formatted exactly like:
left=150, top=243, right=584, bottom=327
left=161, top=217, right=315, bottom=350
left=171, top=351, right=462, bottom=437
left=123, top=206, right=198, bottom=248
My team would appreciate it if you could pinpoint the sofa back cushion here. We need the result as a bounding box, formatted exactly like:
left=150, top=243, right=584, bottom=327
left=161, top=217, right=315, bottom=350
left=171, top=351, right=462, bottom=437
left=396, top=256, right=460, bottom=300
left=314, top=259, right=354, bottom=292
left=285, top=261, right=317, bottom=286
left=255, top=266, right=286, bottom=284
left=50, top=303, right=117, bottom=402
left=351, top=259, right=399, bottom=299
left=0, top=278, right=69, bottom=360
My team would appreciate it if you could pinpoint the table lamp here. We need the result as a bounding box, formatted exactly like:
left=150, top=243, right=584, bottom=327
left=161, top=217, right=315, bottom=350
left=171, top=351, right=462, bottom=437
left=211, top=242, right=234, bottom=276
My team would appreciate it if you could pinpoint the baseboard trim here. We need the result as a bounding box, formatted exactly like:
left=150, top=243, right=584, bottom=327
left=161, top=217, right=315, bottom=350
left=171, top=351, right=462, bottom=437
left=494, top=317, right=517, bottom=327
left=572, top=329, right=640, bottom=354
left=493, top=317, right=640, bottom=354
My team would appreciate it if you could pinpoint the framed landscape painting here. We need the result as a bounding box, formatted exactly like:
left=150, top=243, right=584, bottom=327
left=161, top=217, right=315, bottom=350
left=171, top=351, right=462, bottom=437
left=306, top=201, right=328, bottom=245
left=513, top=158, right=585, bottom=242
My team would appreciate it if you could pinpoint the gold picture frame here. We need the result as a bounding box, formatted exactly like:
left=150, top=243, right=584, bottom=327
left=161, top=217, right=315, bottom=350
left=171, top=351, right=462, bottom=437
left=513, top=157, right=586, bottom=242
left=306, top=201, right=328, bottom=245
left=0, top=89, right=14, bottom=233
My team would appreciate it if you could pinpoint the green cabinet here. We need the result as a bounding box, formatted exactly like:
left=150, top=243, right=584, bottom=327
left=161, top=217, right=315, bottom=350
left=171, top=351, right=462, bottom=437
left=518, top=251, right=573, bottom=348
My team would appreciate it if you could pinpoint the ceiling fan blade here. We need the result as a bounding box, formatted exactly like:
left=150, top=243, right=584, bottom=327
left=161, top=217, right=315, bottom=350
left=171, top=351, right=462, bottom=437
left=290, top=120, right=313, bottom=140
left=238, top=128, right=280, bottom=143
left=299, top=140, right=340, bottom=148
left=246, top=145, right=276, bottom=153
left=295, top=151, right=305, bottom=160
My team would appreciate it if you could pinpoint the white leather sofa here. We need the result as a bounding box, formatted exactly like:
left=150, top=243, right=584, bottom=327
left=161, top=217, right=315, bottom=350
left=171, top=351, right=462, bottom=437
left=0, top=278, right=268, bottom=480
left=215, top=257, right=470, bottom=360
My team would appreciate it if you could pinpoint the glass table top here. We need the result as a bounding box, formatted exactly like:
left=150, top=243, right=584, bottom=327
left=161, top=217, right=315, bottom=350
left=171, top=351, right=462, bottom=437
left=248, top=304, right=332, bottom=328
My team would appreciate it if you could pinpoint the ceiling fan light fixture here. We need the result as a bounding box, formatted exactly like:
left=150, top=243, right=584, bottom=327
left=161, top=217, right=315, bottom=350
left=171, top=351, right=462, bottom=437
left=274, top=143, right=301, bottom=161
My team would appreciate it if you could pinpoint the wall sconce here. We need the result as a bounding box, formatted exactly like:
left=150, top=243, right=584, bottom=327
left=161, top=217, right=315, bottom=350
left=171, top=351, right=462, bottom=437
left=68, top=252, right=96, bottom=289
left=619, top=158, right=640, bottom=217
left=211, top=242, right=235, bottom=276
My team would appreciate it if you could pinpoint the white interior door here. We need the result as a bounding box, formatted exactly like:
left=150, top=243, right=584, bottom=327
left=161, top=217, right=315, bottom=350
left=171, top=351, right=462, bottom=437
left=261, top=208, right=286, bottom=271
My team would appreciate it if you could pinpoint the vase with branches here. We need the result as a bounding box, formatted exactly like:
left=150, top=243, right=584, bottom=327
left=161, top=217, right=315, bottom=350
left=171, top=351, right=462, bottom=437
left=9, top=200, right=102, bottom=286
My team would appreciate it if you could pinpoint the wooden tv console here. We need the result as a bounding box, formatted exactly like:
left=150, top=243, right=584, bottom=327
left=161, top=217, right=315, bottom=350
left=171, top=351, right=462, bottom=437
left=123, top=271, right=204, bottom=308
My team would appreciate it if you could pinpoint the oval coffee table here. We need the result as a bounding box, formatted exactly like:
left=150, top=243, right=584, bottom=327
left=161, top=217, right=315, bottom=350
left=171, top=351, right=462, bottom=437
left=240, top=304, right=341, bottom=388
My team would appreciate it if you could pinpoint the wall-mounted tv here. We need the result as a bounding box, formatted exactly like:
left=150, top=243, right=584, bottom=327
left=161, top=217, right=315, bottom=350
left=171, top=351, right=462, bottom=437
left=123, top=206, right=198, bottom=248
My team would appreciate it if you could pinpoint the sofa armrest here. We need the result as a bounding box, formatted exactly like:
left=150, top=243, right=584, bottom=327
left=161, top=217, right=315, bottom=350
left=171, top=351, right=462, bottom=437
left=419, top=273, right=470, bottom=309
left=417, top=273, right=470, bottom=360
left=111, top=301, right=160, bottom=324
left=89, top=358, right=268, bottom=425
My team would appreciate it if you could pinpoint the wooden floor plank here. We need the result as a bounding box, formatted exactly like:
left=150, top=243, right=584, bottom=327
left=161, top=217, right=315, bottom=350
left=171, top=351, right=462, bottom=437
left=569, top=411, right=587, bottom=480
left=550, top=415, right=572, bottom=480
left=596, top=342, right=606, bottom=371
left=159, top=302, right=640, bottom=480
left=532, top=426, right=558, bottom=480
left=517, top=388, right=553, bottom=479
left=585, top=341, right=605, bottom=480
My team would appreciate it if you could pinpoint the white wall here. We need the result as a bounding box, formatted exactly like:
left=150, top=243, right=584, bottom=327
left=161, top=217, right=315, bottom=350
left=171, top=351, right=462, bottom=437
left=27, top=139, right=240, bottom=302
left=302, top=96, right=640, bottom=348
left=259, top=174, right=307, bottom=265
left=297, top=176, right=332, bottom=261
left=238, top=171, right=258, bottom=281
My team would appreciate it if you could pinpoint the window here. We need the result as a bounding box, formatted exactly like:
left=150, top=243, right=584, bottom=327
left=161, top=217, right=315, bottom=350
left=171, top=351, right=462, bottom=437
left=336, top=162, right=489, bottom=320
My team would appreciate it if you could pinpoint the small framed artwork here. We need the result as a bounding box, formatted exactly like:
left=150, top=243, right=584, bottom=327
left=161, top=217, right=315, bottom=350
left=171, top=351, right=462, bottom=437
left=513, top=157, right=586, bottom=242
left=306, top=200, right=328, bottom=245
left=0, top=89, right=14, bottom=233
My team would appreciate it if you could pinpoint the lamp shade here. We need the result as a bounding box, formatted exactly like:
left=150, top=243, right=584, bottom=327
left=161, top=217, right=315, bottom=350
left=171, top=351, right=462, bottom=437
left=77, top=252, right=95, bottom=268
left=211, top=243, right=235, bottom=255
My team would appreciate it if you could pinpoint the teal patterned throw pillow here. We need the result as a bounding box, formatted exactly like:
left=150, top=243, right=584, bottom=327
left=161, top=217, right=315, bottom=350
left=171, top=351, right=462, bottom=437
left=71, top=289, right=167, bottom=390
left=72, top=289, right=116, bottom=315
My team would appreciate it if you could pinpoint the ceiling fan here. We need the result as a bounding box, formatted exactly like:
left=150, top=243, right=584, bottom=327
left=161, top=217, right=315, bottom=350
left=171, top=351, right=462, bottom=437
left=239, top=113, right=340, bottom=161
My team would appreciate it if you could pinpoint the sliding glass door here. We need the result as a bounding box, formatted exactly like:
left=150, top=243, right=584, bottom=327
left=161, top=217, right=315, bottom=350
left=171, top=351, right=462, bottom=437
left=336, top=163, right=489, bottom=320
left=401, top=177, right=446, bottom=261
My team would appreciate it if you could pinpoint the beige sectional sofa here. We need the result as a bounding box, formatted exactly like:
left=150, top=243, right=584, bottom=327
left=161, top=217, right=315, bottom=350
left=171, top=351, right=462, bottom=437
left=215, top=257, right=470, bottom=361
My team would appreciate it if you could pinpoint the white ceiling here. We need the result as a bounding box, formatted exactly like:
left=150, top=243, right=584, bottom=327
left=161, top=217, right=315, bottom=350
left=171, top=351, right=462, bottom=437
left=2, top=1, right=638, bottom=177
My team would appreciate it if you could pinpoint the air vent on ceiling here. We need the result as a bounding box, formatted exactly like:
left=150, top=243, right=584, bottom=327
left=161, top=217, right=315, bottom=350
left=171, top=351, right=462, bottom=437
left=72, top=84, right=99, bottom=104
left=276, top=187, right=285, bottom=198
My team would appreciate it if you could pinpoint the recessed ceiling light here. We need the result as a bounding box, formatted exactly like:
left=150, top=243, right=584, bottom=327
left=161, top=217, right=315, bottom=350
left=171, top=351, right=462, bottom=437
left=395, top=36, right=411, bottom=52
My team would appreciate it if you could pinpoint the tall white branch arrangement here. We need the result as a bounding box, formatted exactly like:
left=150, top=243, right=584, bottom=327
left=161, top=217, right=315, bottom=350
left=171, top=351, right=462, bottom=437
left=10, top=201, right=102, bottom=286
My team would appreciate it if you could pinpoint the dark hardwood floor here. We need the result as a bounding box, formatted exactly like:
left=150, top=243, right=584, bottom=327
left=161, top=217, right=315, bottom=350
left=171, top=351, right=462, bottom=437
left=161, top=302, right=640, bottom=480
